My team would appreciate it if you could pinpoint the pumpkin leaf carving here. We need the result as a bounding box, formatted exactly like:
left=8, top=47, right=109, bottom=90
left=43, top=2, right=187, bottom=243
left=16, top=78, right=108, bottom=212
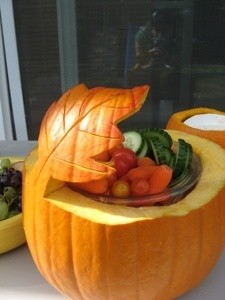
left=37, top=84, right=149, bottom=183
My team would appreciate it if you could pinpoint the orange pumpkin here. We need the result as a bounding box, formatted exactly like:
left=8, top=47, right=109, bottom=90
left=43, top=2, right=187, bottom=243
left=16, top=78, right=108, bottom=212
left=166, top=107, right=225, bottom=148
left=23, top=85, right=225, bottom=300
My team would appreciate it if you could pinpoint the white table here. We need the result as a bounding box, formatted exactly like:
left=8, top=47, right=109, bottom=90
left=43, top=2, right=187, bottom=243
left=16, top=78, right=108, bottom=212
left=0, top=243, right=225, bottom=300
left=1, top=141, right=225, bottom=299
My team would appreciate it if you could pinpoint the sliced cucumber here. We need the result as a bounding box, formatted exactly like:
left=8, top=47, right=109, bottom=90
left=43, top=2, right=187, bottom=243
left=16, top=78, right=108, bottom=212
left=161, top=147, right=174, bottom=165
left=123, top=129, right=194, bottom=183
left=149, top=136, right=168, bottom=165
left=172, top=139, right=192, bottom=179
left=137, top=138, right=148, bottom=158
left=184, top=143, right=193, bottom=170
left=123, top=131, right=146, bottom=155
left=168, top=154, right=176, bottom=169
left=137, top=128, right=173, bottom=149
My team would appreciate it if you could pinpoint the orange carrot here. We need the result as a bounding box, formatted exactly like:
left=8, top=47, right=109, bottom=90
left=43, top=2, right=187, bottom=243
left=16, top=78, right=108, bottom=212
left=137, top=156, right=156, bottom=167
left=130, top=178, right=149, bottom=196
left=126, top=165, right=158, bottom=182
left=70, top=178, right=108, bottom=194
left=148, top=164, right=173, bottom=194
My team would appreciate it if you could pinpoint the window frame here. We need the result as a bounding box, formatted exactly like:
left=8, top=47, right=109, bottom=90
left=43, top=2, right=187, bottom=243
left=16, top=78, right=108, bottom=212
left=0, top=0, right=79, bottom=140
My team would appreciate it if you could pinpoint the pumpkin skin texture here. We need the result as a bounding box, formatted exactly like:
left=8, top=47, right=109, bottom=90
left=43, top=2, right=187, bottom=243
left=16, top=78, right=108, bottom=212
left=23, top=85, right=225, bottom=300
left=166, top=107, right=225, bottom=148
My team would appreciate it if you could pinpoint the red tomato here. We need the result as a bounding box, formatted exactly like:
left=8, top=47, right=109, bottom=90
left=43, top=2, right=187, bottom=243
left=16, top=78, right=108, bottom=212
left=113, top=159, right=130, bottom=177
left=130, top=178, right=149, bottom=196
left=119, top=174, right=129, bottom=182
left=107, top=172, right=117, bottom=187
left=108, top=143, right=124, bottom=157
left=112, top=147, right=137, bottom=171
left=111, top=180, right=131, bottom=198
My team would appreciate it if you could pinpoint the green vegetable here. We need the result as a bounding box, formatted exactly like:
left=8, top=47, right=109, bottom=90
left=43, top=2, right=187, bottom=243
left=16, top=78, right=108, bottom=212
left=123, top=128, right=194, bottom=183
left=123, top=131, right=146, bottom=155
left=0, top=201, right=9, bottom=221
left=137, top=128, right=173, bottom=149
left=0, top=158, right=11, bottom=169
left=4, top=187, right=18, bottom=206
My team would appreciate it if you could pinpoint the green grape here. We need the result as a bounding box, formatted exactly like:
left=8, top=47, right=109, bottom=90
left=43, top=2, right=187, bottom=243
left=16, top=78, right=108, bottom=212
left=0, top=158, right=11, bottom=169
left=0, top=201, right=9, bottom=221
left=7, top=210, right=20, bottom=218
left=4, top=187, right=18, bottom=205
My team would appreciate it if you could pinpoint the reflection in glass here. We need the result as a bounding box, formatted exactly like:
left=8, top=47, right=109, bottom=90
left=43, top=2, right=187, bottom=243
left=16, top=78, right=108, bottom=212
left=12, top=0, right=225, bottom=138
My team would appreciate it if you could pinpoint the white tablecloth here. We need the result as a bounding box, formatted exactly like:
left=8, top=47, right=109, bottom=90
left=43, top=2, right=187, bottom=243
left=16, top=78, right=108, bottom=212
left=0, top=244, right=225, bottom=300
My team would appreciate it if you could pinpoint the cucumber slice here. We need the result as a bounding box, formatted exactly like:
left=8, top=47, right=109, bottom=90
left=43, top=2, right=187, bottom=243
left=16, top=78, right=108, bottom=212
left=172, top=139, right=192, bottom=179
left=149, top=137, right=168, bottom=165
left=137, top=128, right=173, bottom=149
left=162, top=147, right=174, bottom=165
left=169, top=145, right=193, bottom=186
left=123, top=131, right=146, bottom=155
left=168, top=154, right=176, bottom=169
left=184, top=143, right=193, bottom=170
left=137, top=138, right=148, bottom=158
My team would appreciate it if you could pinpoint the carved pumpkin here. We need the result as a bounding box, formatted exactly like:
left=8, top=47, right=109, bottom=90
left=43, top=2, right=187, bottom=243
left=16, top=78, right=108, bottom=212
left=23, top=85, right=225, bottom=300
left=166, top=107, right=225, bottom=148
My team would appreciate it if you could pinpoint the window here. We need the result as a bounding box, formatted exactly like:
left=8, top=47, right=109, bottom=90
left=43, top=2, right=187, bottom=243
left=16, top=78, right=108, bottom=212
left=1, top=0, right=225, bottom=140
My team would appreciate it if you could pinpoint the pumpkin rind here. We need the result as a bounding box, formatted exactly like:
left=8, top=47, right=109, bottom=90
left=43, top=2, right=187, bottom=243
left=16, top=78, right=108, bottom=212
left=36, top=84, right=149, bottom=184
left=23, top=129, right=225, bottom=300
left=166, top=107, right=225, bottom=148
left=23, top=84, right=225, bottom=299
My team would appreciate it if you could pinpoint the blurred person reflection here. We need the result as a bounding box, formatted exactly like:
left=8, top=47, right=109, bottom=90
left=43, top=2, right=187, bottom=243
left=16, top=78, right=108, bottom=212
left=125, top=10, right=180, bottom=125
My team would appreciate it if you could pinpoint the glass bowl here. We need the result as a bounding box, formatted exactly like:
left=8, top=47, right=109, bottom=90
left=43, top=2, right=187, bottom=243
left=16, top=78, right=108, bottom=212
left=78, top=151, right=202, bottom=207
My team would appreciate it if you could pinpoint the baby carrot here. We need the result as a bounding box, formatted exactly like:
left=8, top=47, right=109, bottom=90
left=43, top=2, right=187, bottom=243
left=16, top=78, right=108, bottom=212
left=137, top=156, right=156, bottom=167
left=148, top=164, right=173, bottom=194
left=130, top=178, right=149, bottom=196
left=126, top=165, right=158, bottom=181
left=70, top=178, right=108, bottom=194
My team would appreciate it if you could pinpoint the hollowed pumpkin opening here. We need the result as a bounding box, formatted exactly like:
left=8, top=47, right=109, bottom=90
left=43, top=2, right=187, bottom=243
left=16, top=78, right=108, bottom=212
left=166, top=107, right=225, bottom=148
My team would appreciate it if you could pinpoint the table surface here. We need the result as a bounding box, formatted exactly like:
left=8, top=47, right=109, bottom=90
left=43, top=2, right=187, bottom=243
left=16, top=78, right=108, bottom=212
left=1, top=140, right=225, bottom=299
left=1, top=244, right=225, bottom=300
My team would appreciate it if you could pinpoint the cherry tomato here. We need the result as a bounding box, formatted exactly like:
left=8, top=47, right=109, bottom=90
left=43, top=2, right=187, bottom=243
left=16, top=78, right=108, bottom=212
left=108, top=143, right=124, bottom=157
left=113, top=159, right=130, bottom=177
left=107, top=172, right=117, bottom=187
left=111, top=179, right=131, bottom=198
left=119, top=174, right=129, bottom=182
left=130, top=178, right=149, bottom=196
left=112, top=147, right=137, bottom=170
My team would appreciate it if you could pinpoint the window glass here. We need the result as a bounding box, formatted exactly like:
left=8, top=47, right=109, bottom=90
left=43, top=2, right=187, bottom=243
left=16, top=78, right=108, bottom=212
left=13, top=0, right=61, bottom=139
left=13, top=0, right=225, bottom=139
